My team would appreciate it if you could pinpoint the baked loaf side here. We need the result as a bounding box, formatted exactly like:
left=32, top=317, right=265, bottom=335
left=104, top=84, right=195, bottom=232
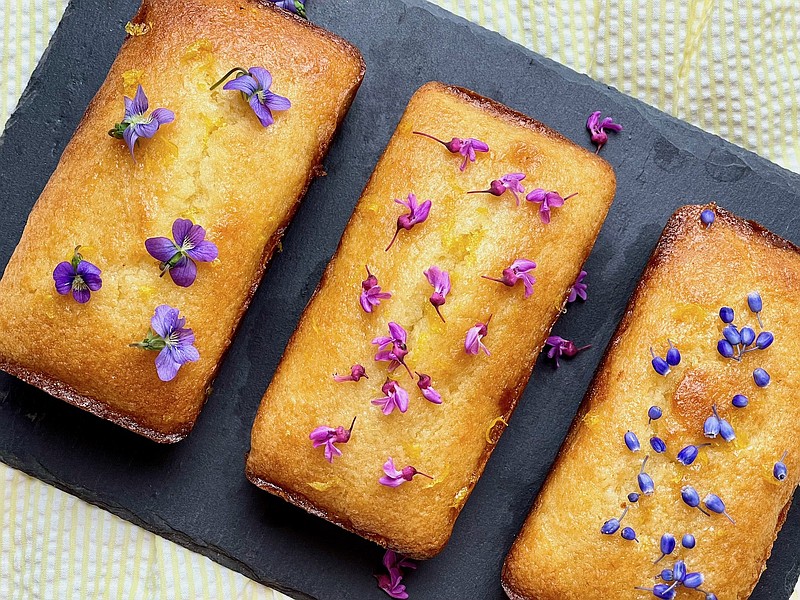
left=247, top=82, right=616, bottom=559
left=0, top=0, right=364, bottom=441
left=503, top=204, right=800, bottom=599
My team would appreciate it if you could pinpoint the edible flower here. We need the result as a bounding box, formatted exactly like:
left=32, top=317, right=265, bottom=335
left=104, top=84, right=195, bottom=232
left=633, top=584, right=676, bottom=599
left=360, top=266, right=392, bottom=313
left=481, top=258, right=537, bottom=298
left=700, top=209, right=715, bottom=228
left=309, top=417, right=356, bottom=463
left=748, top=291, right=763, bottom=327
left=371, top=380, right=410, bottom=415
left=375, top=550, right=416, bottom=600
left=269, top=0, right=306, bottom=17
left=638, top=456, right=654, bottom=495
left=379, top=457, right=433, bottom=487
left=53, top=246, right=102, bottom=304
left=412, top=131, right=489, bottom=171
left=544, top=336, right=590, bottom=367
left=109, top=85, right=174, bottom=159
left=467, top=173, right=526, bottom=205
left=628, top=492, right=640, bottom=503
left=424, top=266, right=450, bottom=322
left=621, top=527, right=639, bottom=542
left=703, top=493, right=735, bottom=523
left=680, top=486, right=710, bottom=515
left=651, top=341, right=680, bottom=375
left=682, top=534, right=696, bottom=549
left=624, top=431, right=641, bottom=452
left=465, top=320, right=491, bottom=356
left=333, top=364, right=368, bottom=382
left=586, top=111, right=622, bottom=153
left=145, top=218, right=219, bottom=287
left=130, top=305, right=199, bottom=382
left=753, top=367, right=771, bottom=387
left=654, top=533, right=675, bottom=564
left=650, top=436, right=667, bottom=453
left=731, top=394, right=749, bottom=408
left=386, top=193, right=432, bottom=251
left=677, top=443, right=710, bottom=466
left=774, top=451, right=788, bottom=481
left=600, top=506, right=629, bottom=535
left=372, top=322, right=412, bottom=376
left=211, top=67, right=290, bottom=127
left=525, top=189, right=576, bottom=224
left=416, top=372, right=442, bottom=404
left=719, top=306, right=734, bottom=323
left=648, top=405, right=663, bottom=422
left=568, top=270, right=588, bottom=303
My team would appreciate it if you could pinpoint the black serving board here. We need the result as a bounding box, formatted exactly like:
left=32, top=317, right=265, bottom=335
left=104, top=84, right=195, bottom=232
left=1, top=0, right=800, bottom=598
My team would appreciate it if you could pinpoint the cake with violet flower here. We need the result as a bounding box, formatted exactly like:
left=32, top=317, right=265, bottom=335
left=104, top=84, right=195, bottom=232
left=503, top=204, right=800, bottom=600
left=246, top=82, right=616, bottom=559
left=0, top=0, right=364, bottom=442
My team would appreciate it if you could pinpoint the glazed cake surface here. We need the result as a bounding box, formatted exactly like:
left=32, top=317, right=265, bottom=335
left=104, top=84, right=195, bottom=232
left=0, top=0, right=364, bottom=441
left=247, top=82, right=616, bottom=559
left=503, top=204, right=800, bottom=599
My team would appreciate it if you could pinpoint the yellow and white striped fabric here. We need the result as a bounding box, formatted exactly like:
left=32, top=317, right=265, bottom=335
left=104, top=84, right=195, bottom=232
left=1, top=1, right=800, bottom=598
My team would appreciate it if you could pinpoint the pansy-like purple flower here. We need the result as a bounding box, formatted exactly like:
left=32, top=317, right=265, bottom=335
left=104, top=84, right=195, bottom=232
left=333, top=364, right=368, bottom=382
left=481, top=258, right=537, bottom=298
left=526, top=189, right=577, bottom=224
left=372, top=322, right=412, bottom=376
left=468, top=173, right=526, bottom=205
left=587, top=111, right=623, bottom=153
left=131, top=305, right=199, bottom=382
left=360, top=266, right=392, bottom=313
left=109, top=85, right=174, bottom=159
left=416, top=372, right=442, bottom=404
left=544, top=336, right=590, bottom=367
left=145, top=218, right=219, bottom=287
left=412, top=131, right=489, bottom=171
left=465, top=320, right=491, bottom=356
left=568, top=270, right=588, bottom=303
left=211, top=67, right=291, bottom=128
left=386, top=193, right=432, bottom=251
left=424, top=265, right=450, bottom=322
left=375, top=550, right=417, bottom=600
left=269, top=0, right=306, bottom=17
left=309, top=417, right=355, bottom=463
left=372, top=380, right=410, bottom=415
left=379, top=457, right=433, bottom=487
left=53, top=246, right=102, bottom=304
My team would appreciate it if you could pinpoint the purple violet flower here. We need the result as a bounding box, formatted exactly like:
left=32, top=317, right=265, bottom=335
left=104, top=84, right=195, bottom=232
left=145, top=218, right=219, bottom=287
left=568, top=270, right=588, bottom=303
left=375, top=550, right=416, bottom=600
left=465, top=320, right=491, bottom=356
left=360, top=266, right=392, bottom=313
left=371, top=380, right=410, bottom=415
left=467, top=173, right=526, bottom=205
left=53, top=246, right=102, bottom=304
left=211, top=67, right=291, bottom=127
left=379, top=457, right=433, bottom=487
left=269, top=0, right=306, bottom=17
left=109, top=85, right=174, bottom=159
left=334, top=364, right=368, bottom=382
left=481, top=258, right=537, bottom=298
left=412, top=131, right=489, bottom=171
left=424, top=265, right=451, bottom=322
left=386, top=193, right=432, bottom=251
left=372, top=322, right=413, bottom=376
left=525, top=188, right=577, bottom=224
left=131, top=305, right=199, bottom=382
left=416, top=372, right=442, bottom=404
left=587, top=111, right=623, bottom=153
left=309, top=417, right=355, bottom=463
left=544, top=336, right=591, bottom=367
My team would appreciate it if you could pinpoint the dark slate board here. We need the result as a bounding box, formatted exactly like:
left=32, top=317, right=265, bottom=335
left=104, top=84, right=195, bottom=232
left=1, top=0, right=799, bottom=598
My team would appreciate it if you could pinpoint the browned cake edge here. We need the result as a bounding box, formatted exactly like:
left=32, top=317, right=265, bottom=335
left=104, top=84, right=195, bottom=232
left=245, top=81, right=616, bottom=559
left=500, top=203, right=800, bottom=600
left=0, top=0, right=366, bottom=444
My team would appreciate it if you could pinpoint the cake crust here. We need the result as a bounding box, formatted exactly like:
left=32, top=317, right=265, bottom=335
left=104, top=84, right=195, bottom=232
left=247, top=82, right=616, bottom=559
left=503, top=204, right=800, bottom=599
left=0, top=0, right=365, bottom=442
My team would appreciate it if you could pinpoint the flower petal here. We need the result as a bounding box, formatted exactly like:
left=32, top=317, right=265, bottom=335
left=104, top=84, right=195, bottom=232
left=72, top=287, right=91, bottom=304
left=168, top=338, right=199, bottom=365
left=248, top=67, right=273, bottom=91
left=171, top=219, right=194, bottom=246
left=169, top=256, right=198, bottom=288
left=155, top=347, right=180, bottom=382
left=223, top=74, right=258, bottom=95
left=182, top=223, right=207, bottom=249
left=77, top=260, right=103, bottom=291
left=387, top=322, right=407, bottom=343
left=122, top=125, right=139, bottom=158
left=248, top=95, right=275, bottom=127
left=265, top=91, right=291, bottom=112
left=187, top=240, right=218, bottom=262
left=145, top=236, right=179, bottom=263
left=53, top=262, right=75, bottom=295
left=151, top=305, right=179, bottom=338
left=150, top=107, right=175, bottom=125
left=132, top=119, right=159, bottom=140
left=128, top=85, right=149, bottom=118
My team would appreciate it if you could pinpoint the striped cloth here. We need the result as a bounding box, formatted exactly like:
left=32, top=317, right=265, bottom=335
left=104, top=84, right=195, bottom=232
left=1, top=1, right=799, bottom=599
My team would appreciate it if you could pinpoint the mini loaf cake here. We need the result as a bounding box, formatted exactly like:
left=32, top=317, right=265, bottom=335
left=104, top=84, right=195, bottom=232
left=503, top=204, right=800, bottom=599
left=0, top=0, right=364, bottom=442
left=246, top=82, right=617, bottom=559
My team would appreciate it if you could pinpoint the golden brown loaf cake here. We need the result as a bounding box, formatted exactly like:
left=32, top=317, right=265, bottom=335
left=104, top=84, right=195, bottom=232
left=0, top=0, right=364, bottom=442
left=503, top=204, right=800, bottom=600
left=246, top=82, right=616, bottom=559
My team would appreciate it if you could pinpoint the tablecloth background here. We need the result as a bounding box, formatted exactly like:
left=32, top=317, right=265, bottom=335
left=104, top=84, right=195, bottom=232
left=1, top=1, right=799, bottom=598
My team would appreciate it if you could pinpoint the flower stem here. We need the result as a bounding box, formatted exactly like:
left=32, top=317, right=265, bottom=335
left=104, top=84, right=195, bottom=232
left=210, top=67, right=248, bottom=91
